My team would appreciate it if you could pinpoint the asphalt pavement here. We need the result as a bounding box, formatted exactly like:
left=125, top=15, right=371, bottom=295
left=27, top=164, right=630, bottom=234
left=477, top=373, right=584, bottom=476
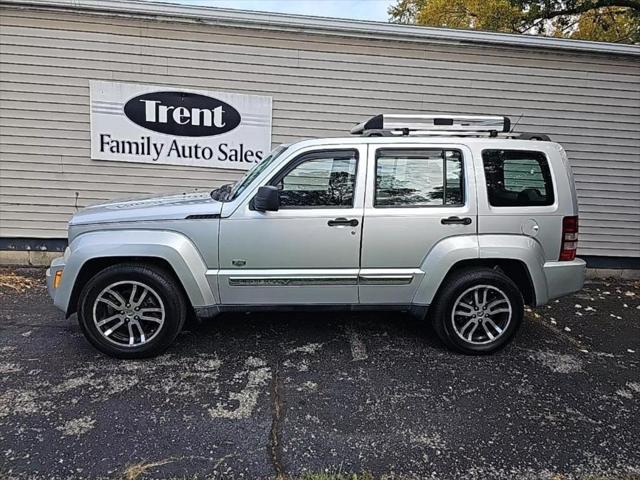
left=1, top=267, right=639, bottom=480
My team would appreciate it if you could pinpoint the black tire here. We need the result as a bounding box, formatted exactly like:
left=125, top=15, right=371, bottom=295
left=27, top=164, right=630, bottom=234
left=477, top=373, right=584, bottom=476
left=77, top=263, right=187, bottom=359
left=430, top=268, right=524, bottom=355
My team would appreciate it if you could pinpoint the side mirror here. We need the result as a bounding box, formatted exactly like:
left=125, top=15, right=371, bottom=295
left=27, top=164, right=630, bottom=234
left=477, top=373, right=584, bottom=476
left=253, top=186, right=280, bottom=212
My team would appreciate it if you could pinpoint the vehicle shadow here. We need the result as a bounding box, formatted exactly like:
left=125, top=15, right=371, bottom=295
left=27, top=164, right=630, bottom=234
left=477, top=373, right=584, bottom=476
left=181, top=310, right=449, bottom=355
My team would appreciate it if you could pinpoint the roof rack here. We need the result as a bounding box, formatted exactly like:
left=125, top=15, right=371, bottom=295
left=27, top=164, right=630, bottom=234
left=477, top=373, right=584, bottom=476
left=350, top=114, right=550, bottom=141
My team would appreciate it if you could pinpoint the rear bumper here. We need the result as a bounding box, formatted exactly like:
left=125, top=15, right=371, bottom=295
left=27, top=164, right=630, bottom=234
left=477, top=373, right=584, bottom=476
left=46, top=256, right=67, bottom=312
left=543, top=258, right=587, bottom=302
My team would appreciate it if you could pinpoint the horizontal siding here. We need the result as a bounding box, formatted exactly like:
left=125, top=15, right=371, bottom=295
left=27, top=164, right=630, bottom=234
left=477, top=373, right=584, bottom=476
left=2, top=8, right=638, bottom=74
left=0, top=47, right=637, bottom=108
left=0, top=6, right=639, bottom=257
left=2, top=33, right=638, bottom=99
left=2, top=92, right=639, bottom=136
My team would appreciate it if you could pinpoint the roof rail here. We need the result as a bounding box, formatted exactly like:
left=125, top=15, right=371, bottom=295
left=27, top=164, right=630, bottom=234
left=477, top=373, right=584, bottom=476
left=351, top=114, right=509, bottom=135
left=350, top=114, right=550, bottom=140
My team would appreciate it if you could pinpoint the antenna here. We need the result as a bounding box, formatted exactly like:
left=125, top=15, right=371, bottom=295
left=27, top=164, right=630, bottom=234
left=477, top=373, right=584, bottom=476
left=510, top=113, right=524, bottom=133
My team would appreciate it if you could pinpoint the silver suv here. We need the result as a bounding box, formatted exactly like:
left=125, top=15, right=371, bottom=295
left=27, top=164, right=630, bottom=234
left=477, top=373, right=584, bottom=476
left=47, top=115, right=586, bottom=358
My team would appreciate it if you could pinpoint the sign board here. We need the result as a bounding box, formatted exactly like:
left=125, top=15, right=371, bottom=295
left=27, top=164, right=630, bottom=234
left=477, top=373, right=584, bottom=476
left=90, top=80, right=272, bottom=170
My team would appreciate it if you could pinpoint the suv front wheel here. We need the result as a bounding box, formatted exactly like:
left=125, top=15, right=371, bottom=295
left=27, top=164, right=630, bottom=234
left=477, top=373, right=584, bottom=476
left=431, top=268, right=524, bottom=354
left=77, top=263, right=187, bottom=359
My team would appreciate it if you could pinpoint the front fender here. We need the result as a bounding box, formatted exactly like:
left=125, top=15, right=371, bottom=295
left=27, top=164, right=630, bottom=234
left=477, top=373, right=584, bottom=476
left=54, top=230, right=217, bottom=313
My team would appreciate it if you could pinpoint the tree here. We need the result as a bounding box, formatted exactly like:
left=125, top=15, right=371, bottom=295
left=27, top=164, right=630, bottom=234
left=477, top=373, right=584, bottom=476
left=388, top=0, right=640, bottom=43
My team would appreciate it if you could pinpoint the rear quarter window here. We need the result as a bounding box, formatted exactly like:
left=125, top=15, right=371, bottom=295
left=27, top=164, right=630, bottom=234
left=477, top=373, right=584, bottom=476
left=482, top=150, right=554, bottom=207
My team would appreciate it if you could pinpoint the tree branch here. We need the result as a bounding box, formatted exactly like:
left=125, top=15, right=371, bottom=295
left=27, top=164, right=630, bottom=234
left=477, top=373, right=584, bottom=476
left=529, top=0, right=640, bottom=21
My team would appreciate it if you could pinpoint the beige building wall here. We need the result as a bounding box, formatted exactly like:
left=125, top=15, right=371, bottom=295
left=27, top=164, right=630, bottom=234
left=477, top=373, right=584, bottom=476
left=0, top=1, right=639, bottom=258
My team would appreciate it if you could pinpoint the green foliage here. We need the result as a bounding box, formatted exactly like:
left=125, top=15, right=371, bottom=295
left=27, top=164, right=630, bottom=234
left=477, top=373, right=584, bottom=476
left=572, top=7, right=640, bottom=42
left=388, top=0, right=640, bottom=43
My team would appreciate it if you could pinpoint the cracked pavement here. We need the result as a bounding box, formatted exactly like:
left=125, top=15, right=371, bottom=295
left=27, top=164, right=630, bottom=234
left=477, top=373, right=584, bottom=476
left=0, top=268, right=639, bottom=479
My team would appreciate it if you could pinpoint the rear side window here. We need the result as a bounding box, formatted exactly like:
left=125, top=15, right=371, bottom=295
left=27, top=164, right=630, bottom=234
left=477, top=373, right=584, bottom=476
left=375, top=149, right=464, bottom=207
left=482, top=150, right=554, bottom=207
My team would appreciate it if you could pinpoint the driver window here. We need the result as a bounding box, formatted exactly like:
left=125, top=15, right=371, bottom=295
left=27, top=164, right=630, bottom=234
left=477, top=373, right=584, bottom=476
left=273, top=150, right=358, bottom=208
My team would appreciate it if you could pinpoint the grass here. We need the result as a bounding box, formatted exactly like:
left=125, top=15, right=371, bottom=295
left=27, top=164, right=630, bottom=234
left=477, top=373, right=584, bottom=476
left=0, top=272, right=39, bottom=294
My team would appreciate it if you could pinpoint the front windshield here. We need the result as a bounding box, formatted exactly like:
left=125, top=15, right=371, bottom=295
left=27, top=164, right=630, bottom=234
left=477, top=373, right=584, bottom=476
left=226, top=144, right=289, bottom=201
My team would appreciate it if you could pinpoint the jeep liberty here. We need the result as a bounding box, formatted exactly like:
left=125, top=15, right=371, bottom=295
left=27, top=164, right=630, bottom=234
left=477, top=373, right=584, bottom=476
left=47, top=114, right=586, bottom=358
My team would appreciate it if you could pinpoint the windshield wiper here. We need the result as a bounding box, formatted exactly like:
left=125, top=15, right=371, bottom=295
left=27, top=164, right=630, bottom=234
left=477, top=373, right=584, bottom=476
left=210, top=183, right=234, bottom=201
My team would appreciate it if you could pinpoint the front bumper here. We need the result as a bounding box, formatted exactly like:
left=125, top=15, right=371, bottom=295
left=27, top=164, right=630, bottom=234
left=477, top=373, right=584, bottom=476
left=543, top=258, right=587, bottom=302
left=46, top=256, right=67, bottom=311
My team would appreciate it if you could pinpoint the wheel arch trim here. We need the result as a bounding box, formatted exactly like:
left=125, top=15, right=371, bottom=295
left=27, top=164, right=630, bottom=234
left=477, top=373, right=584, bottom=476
left=412, top=234, right=548, bottom=306
left=57, top=230, right=217, bottom=314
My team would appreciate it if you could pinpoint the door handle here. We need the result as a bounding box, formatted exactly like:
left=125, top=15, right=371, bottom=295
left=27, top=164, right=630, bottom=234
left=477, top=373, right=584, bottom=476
left=328, top=217, right=359, bottom=227
left=441, top=216, right=472, bottom=225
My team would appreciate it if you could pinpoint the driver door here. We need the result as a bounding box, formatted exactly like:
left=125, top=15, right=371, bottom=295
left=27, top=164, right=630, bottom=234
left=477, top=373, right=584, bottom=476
left=218, top=145, right=366, bottom=305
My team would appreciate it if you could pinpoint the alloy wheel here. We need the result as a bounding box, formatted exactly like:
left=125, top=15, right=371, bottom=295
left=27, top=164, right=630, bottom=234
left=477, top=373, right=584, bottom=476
left=92, top=281, right=165, bottom=347
left=451, top=284, right=512, bottom=345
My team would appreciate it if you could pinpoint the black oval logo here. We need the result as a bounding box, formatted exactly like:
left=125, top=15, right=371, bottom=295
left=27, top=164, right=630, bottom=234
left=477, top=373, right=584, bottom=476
left=124, top=91, right=241, bottom=137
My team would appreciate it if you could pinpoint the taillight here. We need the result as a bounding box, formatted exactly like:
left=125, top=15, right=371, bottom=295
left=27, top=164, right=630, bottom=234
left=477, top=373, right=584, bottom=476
left=559, top=216, right=578, bottom=261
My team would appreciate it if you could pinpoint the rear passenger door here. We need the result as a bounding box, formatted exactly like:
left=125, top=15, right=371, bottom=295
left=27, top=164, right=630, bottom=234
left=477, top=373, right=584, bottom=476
left=359, top=144, right=477, bottom=304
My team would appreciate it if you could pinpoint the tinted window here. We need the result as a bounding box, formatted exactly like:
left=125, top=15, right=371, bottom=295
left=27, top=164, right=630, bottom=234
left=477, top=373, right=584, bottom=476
left=274, top=151, right=357, bottom=208
left=483, top=150, right=554, bottom=207
left=375, top=149, right=463, bottom=207
left=228, top=144, right=289, bottom=200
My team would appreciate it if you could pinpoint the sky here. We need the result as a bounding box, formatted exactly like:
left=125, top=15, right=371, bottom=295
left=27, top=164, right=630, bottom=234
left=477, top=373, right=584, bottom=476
left=164, top=0, right=392, bottom=21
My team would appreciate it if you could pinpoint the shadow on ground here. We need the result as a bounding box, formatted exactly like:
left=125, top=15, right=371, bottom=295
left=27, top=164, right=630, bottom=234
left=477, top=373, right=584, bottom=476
left=1, top=268, right=639, bottom=479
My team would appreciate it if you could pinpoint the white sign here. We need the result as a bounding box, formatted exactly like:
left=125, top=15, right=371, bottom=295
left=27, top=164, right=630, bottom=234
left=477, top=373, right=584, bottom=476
left=90, top=80, right=272, bottom=170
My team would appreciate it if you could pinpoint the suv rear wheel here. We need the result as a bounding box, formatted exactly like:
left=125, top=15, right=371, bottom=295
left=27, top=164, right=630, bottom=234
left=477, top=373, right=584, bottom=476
left=431, top=268, right=524, bottom=354
left=77, top=263, right=186, bottom=359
